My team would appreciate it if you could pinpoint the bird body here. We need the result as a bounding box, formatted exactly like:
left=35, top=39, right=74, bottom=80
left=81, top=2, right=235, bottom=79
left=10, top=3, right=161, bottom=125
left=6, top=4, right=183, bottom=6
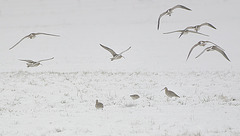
left=157, top=5, right=191, bottom=30
left=9, top=32, right=60, bottom=50
left=161, top=87, right=180, bottom=98
left=195, top=46, right=230, bottom=61
left=130, top=94, right=140, bottom=100
left=186, top=41, right=221, bottom=61
left=19, top=57, right=54, bottom=67
left=95, top=100, right=104, bottom=109
left=100, top=44, right=131, bottom=61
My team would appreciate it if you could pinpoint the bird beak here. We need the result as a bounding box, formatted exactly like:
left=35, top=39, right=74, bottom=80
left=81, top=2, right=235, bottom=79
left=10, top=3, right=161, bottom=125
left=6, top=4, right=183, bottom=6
left=122, top=56, right=125, bottom=59
left=161, top=88, right=164, bottom=91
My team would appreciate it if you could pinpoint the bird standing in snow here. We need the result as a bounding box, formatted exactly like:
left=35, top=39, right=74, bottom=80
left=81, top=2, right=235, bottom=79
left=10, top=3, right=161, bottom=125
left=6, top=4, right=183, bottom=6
left=161, top=87, right=180, bottom=98
left=130, top=94, right=140, bottom=100
left=95, top=100, right=104, bottom=110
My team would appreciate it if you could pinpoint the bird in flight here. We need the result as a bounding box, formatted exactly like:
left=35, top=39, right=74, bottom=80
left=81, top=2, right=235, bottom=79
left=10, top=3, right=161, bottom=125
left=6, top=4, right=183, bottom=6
left=19, top=57, right=54, bottom=67
left=157, top=5, right=191, bottom=30
left=185, top=22, right=216, bottom=32
left=100, top=44, right=131, bottom=61
left=163, top=29, right=208, bottom=38
left=9, top=33, right=60, bottom=50
left=186, top=41, right=223, bottom=61
left=195, top=46, right=230, bottom=61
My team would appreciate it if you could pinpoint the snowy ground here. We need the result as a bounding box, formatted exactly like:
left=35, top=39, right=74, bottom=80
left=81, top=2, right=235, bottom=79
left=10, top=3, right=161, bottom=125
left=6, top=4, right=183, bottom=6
left=0, top=0, right=240, bottom=135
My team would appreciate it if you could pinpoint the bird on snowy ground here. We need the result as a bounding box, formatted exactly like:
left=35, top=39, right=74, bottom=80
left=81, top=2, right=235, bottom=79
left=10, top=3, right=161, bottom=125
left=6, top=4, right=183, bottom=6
left=130, top=94, right=140, bottom=100
left=9, top=32, right=60, bottom=50
left=161, top=87, right=180, bottom=98
left=19, top=57, right=54, bottom=67
left=157, top=5, right=191, bottom=30
left=100, top=44, right=131, bottom=61
left=95, top=100, right=104, bottom=110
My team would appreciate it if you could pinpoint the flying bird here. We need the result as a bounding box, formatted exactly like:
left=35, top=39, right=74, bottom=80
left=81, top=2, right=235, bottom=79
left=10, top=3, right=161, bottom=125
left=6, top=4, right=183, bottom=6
left=157, top=5, right=191, bottom=30
left=161, top=87, right=180, bottom=98
left=9, top=33, right=60, bottom=50
left=19, top=57, right=54, bottom=67
left=186, top=41, right=223, bottom=61
left=163, top=29, right=208, bottom=38
left=185, top=22, right=216, bottom=32
left=195, top=46, right=230, bottom=61
left=100, top=44, right=131, bottom=61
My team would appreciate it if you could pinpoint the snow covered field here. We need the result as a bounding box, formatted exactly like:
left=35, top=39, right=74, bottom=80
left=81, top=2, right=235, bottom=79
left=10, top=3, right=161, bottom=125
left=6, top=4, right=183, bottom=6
left=0, top=0, right=240, bottom=135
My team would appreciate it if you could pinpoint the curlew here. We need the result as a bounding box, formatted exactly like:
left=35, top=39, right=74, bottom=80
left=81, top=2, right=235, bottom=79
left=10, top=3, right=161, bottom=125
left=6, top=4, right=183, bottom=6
left=100, top=44, right=131, bottom=61
left=19, top=57, right=54, bottom=67
left=163, top=29, right=208, bottom=38
left=130, top=94, right=140, bottom=100
left=185, top=22, right=216, bottom=32
left=186, top=41, right=223, bottom=61
left=95, top=100, right=104, bottom=110
left=157, top=5, right=191, bottom=30
left=195, top=46, right=230, bottom=61
left=9, top=32, right=60, bottom=50
left=161, top=87, right=180, bottom=98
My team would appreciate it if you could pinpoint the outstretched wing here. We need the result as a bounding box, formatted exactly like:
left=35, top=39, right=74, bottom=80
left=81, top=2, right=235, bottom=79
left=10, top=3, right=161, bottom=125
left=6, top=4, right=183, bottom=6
left=205, top=41, right=224, bottom=51
left=157, top=11, right=168, bottom=30
left=195, top=46, right=211, bottom=59
left=163, top=30, right=183, bottom=34
left=38, top=57, right=54, bottom=62
left=35, top=33, right=60, bottom=37
left=172, top=5, right=192, bottom=11
left=188, top=30, right=209, bottom=36
left=19, top=59, right=35, bottom=63
left=119, top=46, right=131, bottom=55
left=200, top=23, right=216, bottom=29
left=100, top=44, right=117, bottom=57
left=212, top=46, right=230, bottom=61
left=186, top=43, right=200, bottom=61
left=9, top=35, right=30, bottom=50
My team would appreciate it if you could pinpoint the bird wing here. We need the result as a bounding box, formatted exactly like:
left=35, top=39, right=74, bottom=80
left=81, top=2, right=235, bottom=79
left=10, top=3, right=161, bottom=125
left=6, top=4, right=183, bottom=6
left=157, top=11, right=168, bottom=30
left=38, top=57, right=54, bottom=62
left=9, top=35, right=30, bottom=50
left=200, top=23, right=216, bottom=29
left=163, top=30, right=183, bottom=34
left=185, top=26, right=195, bottom=30
left=119, top=46, right=131, bottom=55
left=188, top=30, right=209, bottom=36
left=35, top=33, right=60, bottom=37
left=212, top=46, right=231, bottom=61
left=204, top=41, right=225, bottom=51
left=186, top=43, right=200, bottom=61
left=100, top=44, right=117, bottom=57
left=19, top=59, right=36, bottom=63
left=195, top=46, right=212, bottom=59
left=172, top=5, right=192, bottom=11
